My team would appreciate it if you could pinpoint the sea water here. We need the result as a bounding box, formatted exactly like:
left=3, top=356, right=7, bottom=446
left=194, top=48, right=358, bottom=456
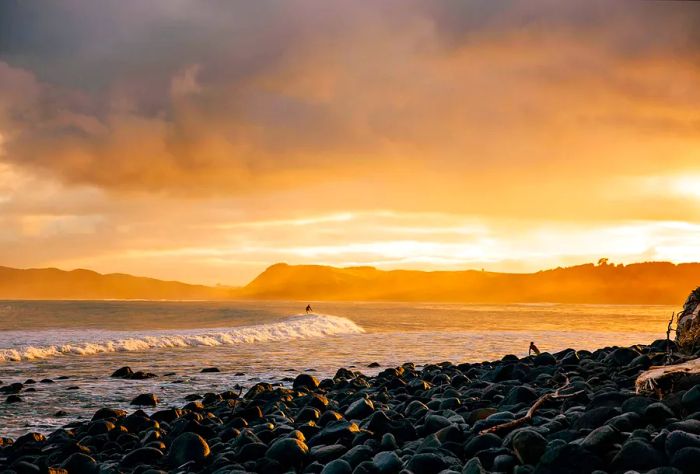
left=0, top=300, right=673, bottom=437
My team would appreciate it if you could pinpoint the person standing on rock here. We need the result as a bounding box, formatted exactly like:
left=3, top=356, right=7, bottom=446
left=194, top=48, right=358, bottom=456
left=305, top=304, right=313, bottom=314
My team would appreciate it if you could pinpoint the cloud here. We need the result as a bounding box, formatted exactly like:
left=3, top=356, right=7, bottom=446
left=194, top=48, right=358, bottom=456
left=1, top=1, right=700, bottom=283
left=0, top=0, right=698, bottom=203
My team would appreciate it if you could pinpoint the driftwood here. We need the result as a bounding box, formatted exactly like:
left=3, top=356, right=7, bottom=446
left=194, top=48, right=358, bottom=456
left=636, top=358, right=700, bottom=398
left=479, top=377, right=584, bottom=435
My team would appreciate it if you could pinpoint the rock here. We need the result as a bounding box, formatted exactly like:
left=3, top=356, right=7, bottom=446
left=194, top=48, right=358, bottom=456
left=310, top=444, right=347, bottom=463
left=294, top=373, right=320, bottom=390
left=6, top=395, right=22, bottom=403
left=580, top=425, right=620, bottom=453
left=512, top=429, right=547, bottom=464
left=681, top=384, right=700, bottom=412
left=502, top=385, right=538, bottom=405
left=537, top=443, right=603, bottom=474
left=111, top=366, right=134, bottom=378
left=130, top=393, right=159, bottom=406
left=611, top=439, right=663, bottom=472
left=405, top=453, right=448, bottom=474
left=462, top=457, right=487, bottom=474
left=60, top=453, right=98, bottom=474
left=573, top=406, right=620, bottom=430
left=404, top=400, right=429, bottom=418
left=645, top=402, right=676, bottom=424
left=320, top=459, right=352, bottom=474
left=92, top=407, right=127, bottom=420
left=368, top=362, right=381, bottom=368
left=265, top=438, right=309, bottom=467
left=372, top=451, right=402, bottom=474
left=121, top=447, right=164, bottom=467
left=345, top=398, right=374, bottom=419
left=168, top=432, right=210, bottom=467
left=670, top=446, right=700, bottom=473
left=533, top=353, right=557, bottom=366
left=201, top=367, right=220, bottom=373
left=665, top=430, right=700, bottom=458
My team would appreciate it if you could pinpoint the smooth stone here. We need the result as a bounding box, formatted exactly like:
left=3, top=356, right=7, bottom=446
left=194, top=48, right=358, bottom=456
left=310, top=444, right=347, bottom=463
left=130, top=393, right=159, bottom=406
left=5, top=395, right=22, bottom=403
left=405, top=453, right=448, bottom=474
left=580, top=425, right=620, bottom=453
left=665, top=430, right=700, bottom=457
left=168, top=432, right=211, bottom=467
left=670, top=447, right=700, bottom=473
left=265, top=438, right=309, bottom=467
left=512, top=429, right=547, bottom=464
left=345, top=398, right=374, bottom=419
left=111, top=366, right=134, bottom=378
left=321, top=459, right=352, bottom=474
left=681, top=384, right=700, bottom=412
left=645, top=402, right=676, bottom=424
left=201, top=367, right=220, bottom=373
left=611, top=439, right=663, bottom=472
left=121, top=447, right=164, bottom=467
left=60, top=453, right=98, bottom=474
left=372, top=451, right=402, bottom=474
left=294, top=373, right=320, bottom=390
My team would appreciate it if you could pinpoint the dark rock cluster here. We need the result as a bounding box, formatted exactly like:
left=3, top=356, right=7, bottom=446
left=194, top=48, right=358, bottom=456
left=1, top=339, right=699, bottom=473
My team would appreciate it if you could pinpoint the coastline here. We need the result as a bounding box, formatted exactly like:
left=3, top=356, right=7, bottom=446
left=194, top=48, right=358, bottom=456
left=2, top=339, right=697, bottom=473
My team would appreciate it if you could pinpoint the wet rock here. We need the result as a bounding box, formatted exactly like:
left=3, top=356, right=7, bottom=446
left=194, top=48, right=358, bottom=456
left=320, top=459, right=352, bottom=474
left=121, top=447, right=164, bottom=468
left=60, top=453, right=98, bottom=474
left=294, top=373, right=320, bottom=390
left=405, top=452, right=448, bottom=474
left=6, top=394, right=22, bottom=403
left=512, top=429, right=547, bottom=464
left=201, top=367, right=220, bottom=373
left=130, top=393, right=159, bottom=406
left=611, top=439, right=663, bottom=472
left=265, top=438, right=309, bottom=467
left=111, top=367, right=134, bottom=378
left=670, top=446, right=700, bottom=473
left=345, top=398, right=374, bottom=420
left=168, top=432, right=210, bottom=467
left=372, top=451, right=402, bottom=474
left=665, top=430, right=700, bottom=457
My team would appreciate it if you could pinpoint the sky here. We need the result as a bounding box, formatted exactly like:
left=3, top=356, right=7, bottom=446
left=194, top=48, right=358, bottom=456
left=1, top=0, right=699, bottom=286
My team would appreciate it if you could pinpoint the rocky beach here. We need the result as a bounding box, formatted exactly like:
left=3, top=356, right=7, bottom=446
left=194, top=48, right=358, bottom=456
left=2, top=338, right=699, bottom=474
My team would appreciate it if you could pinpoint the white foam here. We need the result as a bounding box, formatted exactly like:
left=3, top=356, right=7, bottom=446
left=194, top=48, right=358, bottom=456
left=0, top=314, right=364, bottom=362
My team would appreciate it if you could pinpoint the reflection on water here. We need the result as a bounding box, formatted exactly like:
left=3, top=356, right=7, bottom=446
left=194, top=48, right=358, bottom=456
left=0, top=300, right=674, bottom=437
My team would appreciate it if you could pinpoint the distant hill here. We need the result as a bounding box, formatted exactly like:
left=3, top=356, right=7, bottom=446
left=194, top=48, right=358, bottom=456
left=1, top=261, right=698, bottom=303
left=0, top=266, right=234, bottom=300
left=238, top=262, right=700, bottom=304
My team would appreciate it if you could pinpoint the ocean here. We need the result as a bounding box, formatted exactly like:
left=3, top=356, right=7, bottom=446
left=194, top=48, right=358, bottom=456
left=0, top=300, right=673, bottom=437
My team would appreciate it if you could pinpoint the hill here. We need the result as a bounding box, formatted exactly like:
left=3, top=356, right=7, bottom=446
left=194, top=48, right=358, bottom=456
left=0, top=261, right=698, bottom=303
left=238, top=262, right=700, bottom=304
left=0, top=266, right=234, bottom=300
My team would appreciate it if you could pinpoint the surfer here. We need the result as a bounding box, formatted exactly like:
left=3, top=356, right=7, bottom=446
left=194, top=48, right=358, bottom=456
left=306, top=304, right=312, bottom=314
left=529, top=341, right=541, bottom=356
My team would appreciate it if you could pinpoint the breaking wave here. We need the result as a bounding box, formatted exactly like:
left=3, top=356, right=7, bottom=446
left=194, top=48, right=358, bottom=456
left=0, top=314, right=364, bottom=362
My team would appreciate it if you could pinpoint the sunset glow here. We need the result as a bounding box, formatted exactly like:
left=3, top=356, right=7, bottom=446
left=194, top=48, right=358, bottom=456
left=1, top=1, right=699, bottom=285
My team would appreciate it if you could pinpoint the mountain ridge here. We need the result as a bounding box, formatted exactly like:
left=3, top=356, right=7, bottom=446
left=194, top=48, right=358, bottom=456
left=0, top=261, right=698, bottom=304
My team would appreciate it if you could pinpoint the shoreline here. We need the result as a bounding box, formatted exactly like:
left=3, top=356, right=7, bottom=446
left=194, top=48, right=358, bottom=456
left=1, top=339, right=697, bottom=473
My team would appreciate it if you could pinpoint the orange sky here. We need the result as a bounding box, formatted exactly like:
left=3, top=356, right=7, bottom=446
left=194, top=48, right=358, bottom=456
left=0, top=0, right=699, bottom=285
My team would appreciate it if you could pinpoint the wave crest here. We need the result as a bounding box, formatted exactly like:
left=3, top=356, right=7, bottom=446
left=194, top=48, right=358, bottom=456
left=0, top=314, right=364, bottom=362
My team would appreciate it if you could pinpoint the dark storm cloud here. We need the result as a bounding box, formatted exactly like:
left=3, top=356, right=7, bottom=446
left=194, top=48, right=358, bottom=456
left=0, top=0, right=699, bottom=196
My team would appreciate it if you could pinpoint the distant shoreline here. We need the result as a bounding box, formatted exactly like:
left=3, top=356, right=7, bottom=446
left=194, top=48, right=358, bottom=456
left=0, top=261, right=697, bottom=304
